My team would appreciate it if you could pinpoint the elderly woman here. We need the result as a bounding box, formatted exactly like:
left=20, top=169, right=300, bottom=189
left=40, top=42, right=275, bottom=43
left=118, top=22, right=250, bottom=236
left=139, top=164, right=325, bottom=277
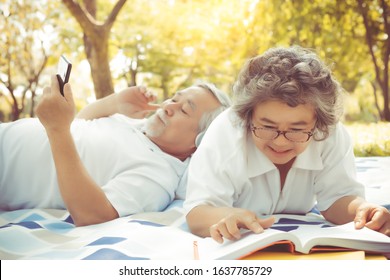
left=184, top=46, right=390, bottom=243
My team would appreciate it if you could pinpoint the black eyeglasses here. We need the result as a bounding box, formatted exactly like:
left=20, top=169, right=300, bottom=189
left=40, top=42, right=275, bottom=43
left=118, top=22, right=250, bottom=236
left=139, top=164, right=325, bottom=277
left=250, top=124, right=314, bottom=143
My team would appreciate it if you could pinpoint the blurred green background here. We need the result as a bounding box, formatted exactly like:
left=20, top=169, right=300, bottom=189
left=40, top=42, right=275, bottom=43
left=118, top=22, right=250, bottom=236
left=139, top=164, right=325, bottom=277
left=0, top=0, right=389, bottom=156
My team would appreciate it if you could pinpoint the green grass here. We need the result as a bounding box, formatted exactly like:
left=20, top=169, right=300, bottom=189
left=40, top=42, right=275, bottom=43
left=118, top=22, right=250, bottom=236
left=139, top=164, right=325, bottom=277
left=345, top=122, right=390, bottom=157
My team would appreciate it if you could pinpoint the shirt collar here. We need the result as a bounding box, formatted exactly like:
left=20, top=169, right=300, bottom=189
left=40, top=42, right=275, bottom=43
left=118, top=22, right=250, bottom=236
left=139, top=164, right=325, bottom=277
left=107, top=115, right=189, bottom=177
left=134, top=125, right=189, bottom=177
left=246, top=135, right=323, bottom=178
left=292, top=140, right=323, bottom=170
left=246, top=135, right=276, bottom=178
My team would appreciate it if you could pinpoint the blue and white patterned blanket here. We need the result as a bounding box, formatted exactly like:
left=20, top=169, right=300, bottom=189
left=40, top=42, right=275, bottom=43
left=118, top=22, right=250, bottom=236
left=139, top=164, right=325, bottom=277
left=1, top=157, right=389, bottom=260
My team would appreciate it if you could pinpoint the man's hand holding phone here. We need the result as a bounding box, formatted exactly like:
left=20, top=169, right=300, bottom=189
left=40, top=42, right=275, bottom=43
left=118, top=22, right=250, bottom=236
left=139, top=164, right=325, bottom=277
left=36, top=75, right=76, bottom=133
left=57, top=55, right=72, bottom=96
left=35, top=55, right=75, bottom=133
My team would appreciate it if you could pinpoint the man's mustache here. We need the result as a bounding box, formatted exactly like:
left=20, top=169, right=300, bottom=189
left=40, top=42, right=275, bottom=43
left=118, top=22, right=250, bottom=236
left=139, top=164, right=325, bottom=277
left=153, top=109, right=169, bottom=125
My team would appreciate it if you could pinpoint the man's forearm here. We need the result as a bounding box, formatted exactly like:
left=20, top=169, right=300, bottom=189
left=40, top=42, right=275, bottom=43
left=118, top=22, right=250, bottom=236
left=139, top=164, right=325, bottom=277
left=47, top=129, right=118, bottom=225
left=77, top=94, right=116, bottom=120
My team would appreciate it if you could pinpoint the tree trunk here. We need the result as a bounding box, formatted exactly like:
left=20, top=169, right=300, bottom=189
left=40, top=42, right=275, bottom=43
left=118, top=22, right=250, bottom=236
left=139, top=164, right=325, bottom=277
left=85, top=28, right=114, bottom=99
left=129, top=67, right=137, bottom=86
left=61, top=0, right=127, bottom=99
left=11, top=96, right=19, bottom=121
left=372, top=82, right=384, bottom=120
left=383, top=87, right=390, bottom=121
left=357, top=0, right=390, bottom=121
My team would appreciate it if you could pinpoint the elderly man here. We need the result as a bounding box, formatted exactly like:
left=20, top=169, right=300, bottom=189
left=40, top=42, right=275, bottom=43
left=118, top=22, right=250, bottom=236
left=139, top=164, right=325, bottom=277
left=0, top=75, right=231, bottom=226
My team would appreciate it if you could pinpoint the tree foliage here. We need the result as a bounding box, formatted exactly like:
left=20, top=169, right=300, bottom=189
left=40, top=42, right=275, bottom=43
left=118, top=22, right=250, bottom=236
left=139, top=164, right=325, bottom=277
left=0, top=0, right=389, bottom=123
left=0, top=1, right=52, bottom=120
left=245, top=0, right=389, bottom=121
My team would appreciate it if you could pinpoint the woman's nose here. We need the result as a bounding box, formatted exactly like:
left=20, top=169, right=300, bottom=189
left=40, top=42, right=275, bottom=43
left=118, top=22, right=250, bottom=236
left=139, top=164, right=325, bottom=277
left=271, top=132, right=291, bottom=146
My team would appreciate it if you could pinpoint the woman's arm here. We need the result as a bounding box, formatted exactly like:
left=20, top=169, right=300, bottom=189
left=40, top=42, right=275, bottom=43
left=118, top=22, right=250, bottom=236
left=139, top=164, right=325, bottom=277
left=321, top=195, right=390, bottom=236
left=321, top=195, right=364, bottom=224
left=187, top=205, right=275, bottom=243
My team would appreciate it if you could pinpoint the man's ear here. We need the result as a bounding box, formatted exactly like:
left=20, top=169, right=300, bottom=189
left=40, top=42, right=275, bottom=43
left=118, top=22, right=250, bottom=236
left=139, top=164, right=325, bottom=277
left=195, top=131, right=205, bottom=147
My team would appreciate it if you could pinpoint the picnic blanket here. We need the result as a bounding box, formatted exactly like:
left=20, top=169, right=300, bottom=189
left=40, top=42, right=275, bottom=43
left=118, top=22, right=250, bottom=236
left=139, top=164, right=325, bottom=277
left=1, top=157, right=389, bottom=260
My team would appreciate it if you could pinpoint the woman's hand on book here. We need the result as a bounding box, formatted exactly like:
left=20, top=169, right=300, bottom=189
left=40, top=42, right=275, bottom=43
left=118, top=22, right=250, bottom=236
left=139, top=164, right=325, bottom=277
left=209, top=209, right=275, bottom=243
left=354, top=203, right=390, bottom=236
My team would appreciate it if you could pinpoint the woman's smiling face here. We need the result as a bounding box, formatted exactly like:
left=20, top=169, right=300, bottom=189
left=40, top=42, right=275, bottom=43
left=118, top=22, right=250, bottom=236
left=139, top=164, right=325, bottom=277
left=251, top=100, right=317, bottom=166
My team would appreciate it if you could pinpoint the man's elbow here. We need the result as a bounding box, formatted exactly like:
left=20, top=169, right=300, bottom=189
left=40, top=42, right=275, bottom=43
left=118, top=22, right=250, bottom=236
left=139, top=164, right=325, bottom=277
left=71, top=209, right=119, bottom=227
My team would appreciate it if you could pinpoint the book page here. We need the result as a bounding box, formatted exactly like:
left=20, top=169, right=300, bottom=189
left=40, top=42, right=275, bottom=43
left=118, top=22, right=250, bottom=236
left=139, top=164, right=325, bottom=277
left=198, top=214, right=329, bottom=259
left=197, top=214, right=390, bottom=259
left=292, top=221, right=390, bottom=253
left=198, top=228, right=297, bottom=260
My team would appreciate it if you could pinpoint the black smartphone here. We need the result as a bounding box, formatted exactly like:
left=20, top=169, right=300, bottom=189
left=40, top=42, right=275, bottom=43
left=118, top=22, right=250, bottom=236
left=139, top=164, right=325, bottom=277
left=56, top=55, right=72, bottom=96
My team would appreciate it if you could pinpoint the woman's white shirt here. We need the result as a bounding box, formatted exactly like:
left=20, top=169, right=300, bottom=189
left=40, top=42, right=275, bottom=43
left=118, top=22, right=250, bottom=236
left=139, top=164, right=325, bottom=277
left=184, top=109, right=364, bottom=216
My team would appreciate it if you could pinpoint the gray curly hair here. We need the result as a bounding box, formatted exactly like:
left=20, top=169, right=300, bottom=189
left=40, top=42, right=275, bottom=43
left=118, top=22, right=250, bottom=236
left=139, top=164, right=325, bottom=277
left=232, top=46, right=343, bottom=140
left=194, top=82, right=231, bottom=133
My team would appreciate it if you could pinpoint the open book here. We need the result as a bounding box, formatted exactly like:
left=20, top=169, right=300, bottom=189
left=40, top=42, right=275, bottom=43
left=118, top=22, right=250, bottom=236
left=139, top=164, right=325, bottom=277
left=197, top=214, right=390, bottom=260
